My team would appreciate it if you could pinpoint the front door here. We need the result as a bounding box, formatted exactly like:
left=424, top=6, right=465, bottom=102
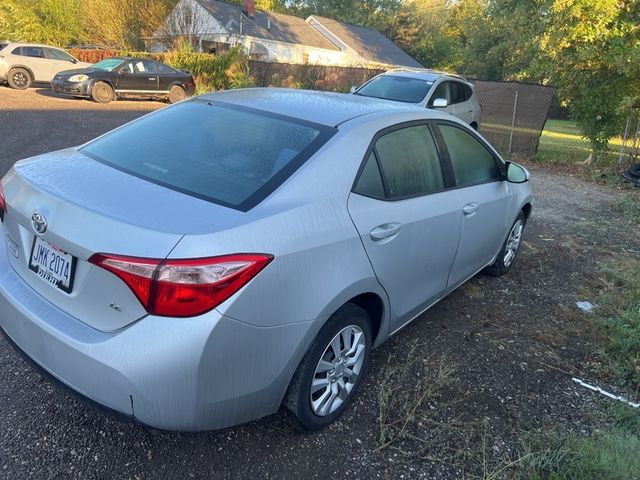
left=433, top=122, right=508, bottom=289
left=116, top=60, right=158, bottom=94
left=347, top=124, right=462, bottom=331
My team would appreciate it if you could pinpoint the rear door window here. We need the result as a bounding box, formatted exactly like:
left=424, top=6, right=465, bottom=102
left=157, top=63, right=176, bottom=74
left=450, top=82, right=473, bottom=104
left=81, top=100, right=336, bottom=211
left=370, top=125, right=444, bottom=199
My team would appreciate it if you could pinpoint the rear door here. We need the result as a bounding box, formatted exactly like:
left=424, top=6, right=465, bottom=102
left=348, top=123, right=462, bottom=331
left=115, top=60, right=158, bottom=93
left=156, top=62, right=177, bottom=92
left=433, top=122, right=508, bottom=289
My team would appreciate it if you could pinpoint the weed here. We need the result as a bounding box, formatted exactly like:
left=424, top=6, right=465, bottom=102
left=376, top=345, right=456, bottom=451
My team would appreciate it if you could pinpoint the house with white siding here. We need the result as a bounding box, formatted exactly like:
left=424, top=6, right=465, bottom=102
left=152, top=0, right=422, bottom=69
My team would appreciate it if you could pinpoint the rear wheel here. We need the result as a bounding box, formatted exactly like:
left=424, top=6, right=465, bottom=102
left=8, top=68, right=32, bottom=90
left=284, top=303, right=372, bottom=431
left=91, top=82, right=114, bottom=104
left=485, top=212, right=525, bottom=276
left=168, top=85, right=187, bottom=104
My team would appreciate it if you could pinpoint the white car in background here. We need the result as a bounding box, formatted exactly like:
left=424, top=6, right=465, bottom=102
left=0, top=42, right=91, bottom=90
left=352, top=68, right=482, bottom=130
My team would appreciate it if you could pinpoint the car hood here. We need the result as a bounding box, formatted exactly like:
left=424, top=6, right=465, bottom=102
left=56, top=67, right=105, bottom=77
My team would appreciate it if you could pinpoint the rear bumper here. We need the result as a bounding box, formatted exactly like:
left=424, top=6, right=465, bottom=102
left=0, top=231, right=312, bottom=430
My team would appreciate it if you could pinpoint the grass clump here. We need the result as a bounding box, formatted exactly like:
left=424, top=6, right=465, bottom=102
left=615, top=193, right=640, bottom=221
left=517, top=426, right=640, bottom=480
left=594, top=258, right=640, bottom=390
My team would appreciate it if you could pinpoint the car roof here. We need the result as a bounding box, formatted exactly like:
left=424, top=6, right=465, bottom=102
left=380, top=68, right=469, bottom=83
left=3, top=41, right=66, bottom=49
left=199, top=88, right=439, bottom=127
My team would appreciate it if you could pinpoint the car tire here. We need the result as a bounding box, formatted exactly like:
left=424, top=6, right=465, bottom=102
left=484, top=211, right=526, bottom=277
left=168, top=85, right=187, bottom=104
left=7, top=68, right=32, bottom=90
left=284, top=303, right=372, bottom=431
left=91, top=82, right=114, bottom=104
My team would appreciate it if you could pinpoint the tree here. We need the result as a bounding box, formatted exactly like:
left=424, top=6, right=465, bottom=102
left=0, top=0, right=83, bottom=46
left=81, top=0, right=171, bottom=49
left=536, top=0, right=640, bottom=154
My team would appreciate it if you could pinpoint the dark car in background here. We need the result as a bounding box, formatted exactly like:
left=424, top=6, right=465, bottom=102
left=51, top=57, right=196, bottom=104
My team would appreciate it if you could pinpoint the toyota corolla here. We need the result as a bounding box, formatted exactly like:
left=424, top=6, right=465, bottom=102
left=0, top=89, right=532, bottom=431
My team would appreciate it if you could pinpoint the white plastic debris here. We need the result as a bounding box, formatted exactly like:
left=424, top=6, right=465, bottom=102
left=576, top=301, right=594, bottom=312
left=572, top=378, right=640, bottom=408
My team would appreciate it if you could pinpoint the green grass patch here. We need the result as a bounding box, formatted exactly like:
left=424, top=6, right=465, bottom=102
left=594, top=258, right=640, bottom=389
left=516, top=426, right=640, bottom=480
left=615, top=193, right=640, bottom=221
left=510, top=258, right=640, bottom=479
left=534, top=119, right=624, bottom=165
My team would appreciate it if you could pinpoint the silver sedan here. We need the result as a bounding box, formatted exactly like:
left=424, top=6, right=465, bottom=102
left=0, top=88, right=533, bottom=431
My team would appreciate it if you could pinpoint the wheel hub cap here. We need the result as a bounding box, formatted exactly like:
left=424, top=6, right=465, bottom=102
left=310, top=325, right=366, bottom=417
left=503, top=220, right=523, bottom=267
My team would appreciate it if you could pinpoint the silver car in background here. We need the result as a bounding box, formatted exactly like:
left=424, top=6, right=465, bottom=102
left=353, top=68, right=482, bottom=129
left=0, top=42, right=91, bottom=90
left=0, top=89, right=532, bottom=431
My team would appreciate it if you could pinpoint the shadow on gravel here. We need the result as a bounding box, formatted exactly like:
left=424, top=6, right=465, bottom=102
left=0, top=108, right=160, bottom=175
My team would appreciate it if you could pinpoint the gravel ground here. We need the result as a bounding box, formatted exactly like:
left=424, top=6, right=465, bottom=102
left=1, top=87, right=639, bottom=479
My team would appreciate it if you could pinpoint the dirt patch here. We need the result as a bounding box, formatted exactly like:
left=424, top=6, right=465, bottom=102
left=0, top=90, right=639, bottom=479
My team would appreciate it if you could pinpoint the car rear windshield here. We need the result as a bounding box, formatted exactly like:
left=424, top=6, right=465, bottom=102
left=81, top=100, right=336, bottom=210
left=91, top=59, right=124, bottom=71
left=356, top=76, right=434, bottom=103
left=0, top=43, right=7, bottom=52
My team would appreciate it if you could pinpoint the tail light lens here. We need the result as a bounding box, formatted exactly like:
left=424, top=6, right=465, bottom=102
left=0, top=182, right=6, bottom=222
left=89, top=253, right=273, bottom=317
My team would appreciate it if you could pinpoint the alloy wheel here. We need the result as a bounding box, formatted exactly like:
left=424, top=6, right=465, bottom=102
left=503, top=220, right=523, bottom=267
left=310, top=325, right=366, bottom=416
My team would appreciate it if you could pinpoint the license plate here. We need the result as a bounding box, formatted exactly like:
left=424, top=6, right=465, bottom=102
left=29, top=237, right=76, bottom=293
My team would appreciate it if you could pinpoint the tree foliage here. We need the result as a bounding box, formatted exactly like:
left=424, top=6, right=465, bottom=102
left=1, top=0, right=637, bottom=152
left=536, top=0, right=640, bottom=153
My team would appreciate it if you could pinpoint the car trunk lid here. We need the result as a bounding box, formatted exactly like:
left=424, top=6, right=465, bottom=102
left=2, top=148, right=243, bottom=331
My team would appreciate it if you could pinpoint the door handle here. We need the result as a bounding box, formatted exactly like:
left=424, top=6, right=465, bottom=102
left=467, top=109, right=473, bottom=113
left=370, top=223, right=402, bottom=241
left=462, top=203, right=479, bottom=216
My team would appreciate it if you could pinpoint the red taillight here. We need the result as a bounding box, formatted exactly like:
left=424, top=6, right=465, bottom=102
left=89, top=253, right=273, bottom=317
left=0, top=182, right=6, bottom=222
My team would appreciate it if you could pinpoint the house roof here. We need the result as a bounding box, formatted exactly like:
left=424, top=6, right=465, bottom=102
left=194, top=0, right=338, bottom=51
left=307, top=16, right=422, bottom=68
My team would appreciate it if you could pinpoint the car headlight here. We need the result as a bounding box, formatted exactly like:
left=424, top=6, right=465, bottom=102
left=68, top=74, right=88, bottom=82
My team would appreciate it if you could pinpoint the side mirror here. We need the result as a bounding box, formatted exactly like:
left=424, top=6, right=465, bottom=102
left=350, top=85, right=358, bottom=94
left=431, top=98, right=448, bottom=108
left=506, top=161, right=529, bottom=183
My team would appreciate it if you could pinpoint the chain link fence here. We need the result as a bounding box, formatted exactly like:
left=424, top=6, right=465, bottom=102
left=469, top=80, right=555, bottom=159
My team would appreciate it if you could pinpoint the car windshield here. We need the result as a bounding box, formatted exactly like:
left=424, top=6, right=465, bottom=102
left=91, top=59, right=125, bottom=71
left=356, top=76, right=434, bottom=103
left=81, top=100, right=335, bottom=210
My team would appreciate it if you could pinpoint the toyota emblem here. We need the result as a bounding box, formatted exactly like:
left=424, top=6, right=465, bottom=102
left=31, top=212, right=47, bottom=234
